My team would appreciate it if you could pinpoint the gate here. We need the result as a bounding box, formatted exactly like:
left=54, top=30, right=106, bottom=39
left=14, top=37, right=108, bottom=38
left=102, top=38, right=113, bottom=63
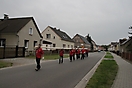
left=0, top=45, right=25, bottom=59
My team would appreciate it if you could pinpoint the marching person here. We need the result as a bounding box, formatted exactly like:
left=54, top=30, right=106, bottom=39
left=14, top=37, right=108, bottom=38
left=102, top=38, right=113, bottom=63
left=59, top=49, right=64, bottom=64
left=76, top=48, right=80, bottom=59
left=81, top=48, right=85, bottom=60
left=69, top=49, right=73, bottom=62
left=85, top=48, right=89, bottom=57
left=35, top=44, right=44, bottom=71
left=72, top=48, right=76, bottom=60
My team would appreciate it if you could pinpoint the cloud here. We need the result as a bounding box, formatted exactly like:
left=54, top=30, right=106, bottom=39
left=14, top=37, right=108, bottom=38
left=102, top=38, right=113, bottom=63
left=0, top=0, right=132, bottom=44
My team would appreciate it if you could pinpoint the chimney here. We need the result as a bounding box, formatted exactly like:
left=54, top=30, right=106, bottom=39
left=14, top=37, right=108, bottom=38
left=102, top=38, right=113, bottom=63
left=4, top=14, right=9, bottom=20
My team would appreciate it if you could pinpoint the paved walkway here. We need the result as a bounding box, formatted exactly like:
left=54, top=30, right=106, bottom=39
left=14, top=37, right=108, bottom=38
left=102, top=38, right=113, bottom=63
left=0, top=58, right=45, bottom=67
left=111, top=53, right=132, bottom=88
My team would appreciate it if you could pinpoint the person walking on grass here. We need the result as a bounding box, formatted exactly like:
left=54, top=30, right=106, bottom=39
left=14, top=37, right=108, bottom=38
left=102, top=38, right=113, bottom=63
left=35, top=44, right=44, bottom=71
left=59, top=49, right=64, bottom=64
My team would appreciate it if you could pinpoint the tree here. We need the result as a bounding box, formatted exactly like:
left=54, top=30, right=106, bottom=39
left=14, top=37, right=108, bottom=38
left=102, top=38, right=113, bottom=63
left=86, top=34, right=93, bottom=51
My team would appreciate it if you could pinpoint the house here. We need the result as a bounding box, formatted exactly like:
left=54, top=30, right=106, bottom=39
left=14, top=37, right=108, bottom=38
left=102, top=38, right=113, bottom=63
left=72, top=34, right=91, bottom=49
left=0, top=14, right=43, bottom=57
left=41, top=26, right=74, bottom=50
left=119, top=38, right=132, bottom=53
left=108, top=42, right=119, bottom=52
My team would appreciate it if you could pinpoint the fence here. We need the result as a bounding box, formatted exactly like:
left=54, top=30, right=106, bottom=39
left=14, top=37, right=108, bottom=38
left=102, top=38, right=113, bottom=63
left=0, top=46, right=25, bottom=59
left=112, top=51, right=132, bottom=62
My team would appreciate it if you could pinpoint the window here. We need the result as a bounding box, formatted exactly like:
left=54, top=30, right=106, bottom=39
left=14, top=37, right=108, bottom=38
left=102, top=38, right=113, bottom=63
left=0, top=39, right=5, bottom=47
left=24, top=40, right=29, bottom=48
left=63, top=35, right=67, bottom=38
left=46, top=45, right=48, bottom=47
left=29, top=28, right=33, bottom=35
left=46, top=34, right=51, bottom=39
left=53, top=44, right=56, bottom=47
left=68, top=45, right=70, bottom=48
left=53, top=36, right=55, bottom=39
left=71, top=45, right=73, bottom=48
left=34, top=41, right=37, bottom=47
left=63, top=44, right=66, bottom=48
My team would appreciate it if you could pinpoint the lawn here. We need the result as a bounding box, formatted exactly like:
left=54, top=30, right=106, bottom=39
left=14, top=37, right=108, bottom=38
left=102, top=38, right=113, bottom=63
left=26, top=54, right=69, bottom=60
left=85, top=52, right=118, bottom=88
left=104, top=52, right=114, bottom=58
left=0, top=61, right=13, bottom=68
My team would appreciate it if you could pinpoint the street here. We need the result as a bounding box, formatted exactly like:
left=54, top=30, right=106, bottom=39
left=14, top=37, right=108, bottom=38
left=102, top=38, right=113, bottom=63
left=0, top=52, right=105, bottom=88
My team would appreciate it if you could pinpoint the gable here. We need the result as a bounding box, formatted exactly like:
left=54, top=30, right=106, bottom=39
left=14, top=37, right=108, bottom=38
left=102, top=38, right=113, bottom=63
left=73, top=34, right=90, bottom=44
left=0, top=17, right=42, bottom=38
left=42, top=26, right=74, bottom=42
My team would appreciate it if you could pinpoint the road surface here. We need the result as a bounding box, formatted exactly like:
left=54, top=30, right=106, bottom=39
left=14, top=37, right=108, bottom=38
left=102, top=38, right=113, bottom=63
left=0, top=52, right=105, bottom=88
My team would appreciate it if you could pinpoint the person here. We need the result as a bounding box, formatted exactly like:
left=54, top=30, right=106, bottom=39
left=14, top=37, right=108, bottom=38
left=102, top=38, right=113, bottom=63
left=69, top=49, right=73, bottom=62
left=35, top=44, right=44, bottom=71
left=85, top=49, right=89, bottom=57
left=59, top=49, right=64, bottom=64
left=76, top=48, right=80, bottom=59
left=72, top=48, right=76, bottom=60
left=81, top=48, right=85, bottom=60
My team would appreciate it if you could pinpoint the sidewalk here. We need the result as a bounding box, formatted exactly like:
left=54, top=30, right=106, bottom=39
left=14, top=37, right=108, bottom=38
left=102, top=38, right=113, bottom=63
left=0, top=58, right=44, bottom=67
left=111, top=53, right=132, bottom=88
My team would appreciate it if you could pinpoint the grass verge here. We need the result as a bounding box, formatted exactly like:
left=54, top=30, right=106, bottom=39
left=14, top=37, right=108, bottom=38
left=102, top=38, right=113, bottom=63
left=104, top=52, right=114, bottom=58
left=85, top=60, right=118, bottom=88
left=0, top=61, right=13, bottom=68
left=85, top=52, right=118, bottom=88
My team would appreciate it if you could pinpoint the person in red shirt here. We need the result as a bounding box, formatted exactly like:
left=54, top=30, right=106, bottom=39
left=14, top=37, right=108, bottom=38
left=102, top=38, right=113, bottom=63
left=81, top=48, right=85, bottom=60
left=72, top=48, right=76, bottom=60
left=35, top=44, right=44, bottom=71
left=69, top=49, right=73, bottom=62
left=85, top=49, right=89, bottom=57
left=59, top=49, right=64, bottom=64
left=76, top=48, right=80, bottom=59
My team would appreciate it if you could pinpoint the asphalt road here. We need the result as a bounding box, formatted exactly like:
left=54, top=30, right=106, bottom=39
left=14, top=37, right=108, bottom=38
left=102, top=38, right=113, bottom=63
left=0, top=52, right=105, bottom=88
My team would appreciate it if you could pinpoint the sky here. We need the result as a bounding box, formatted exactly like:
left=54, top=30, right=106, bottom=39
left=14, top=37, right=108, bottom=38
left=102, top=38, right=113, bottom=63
left=0, top=0, right=132, bottom=45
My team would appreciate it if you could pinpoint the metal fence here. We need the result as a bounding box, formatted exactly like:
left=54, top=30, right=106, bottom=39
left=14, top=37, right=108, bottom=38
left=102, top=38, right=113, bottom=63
left=0, top=46, right=25, bottom=59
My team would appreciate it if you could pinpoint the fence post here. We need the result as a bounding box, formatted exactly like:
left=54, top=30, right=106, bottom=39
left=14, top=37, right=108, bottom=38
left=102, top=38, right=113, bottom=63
left=16, top=45, right=18, bottom=57
left=23, top=47, right=25, bottom=57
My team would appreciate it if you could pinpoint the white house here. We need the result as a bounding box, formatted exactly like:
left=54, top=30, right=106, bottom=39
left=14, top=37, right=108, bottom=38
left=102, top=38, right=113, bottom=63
left=41, top=26, right=74, bottom=50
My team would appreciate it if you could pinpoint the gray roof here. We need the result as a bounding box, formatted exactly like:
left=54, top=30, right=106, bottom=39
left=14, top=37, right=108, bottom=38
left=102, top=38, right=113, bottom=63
left=49, top=26, right=74, bottom=42
left=76, top=34, right=90, bottom=44
left=0, top=17, right=43, bottom=38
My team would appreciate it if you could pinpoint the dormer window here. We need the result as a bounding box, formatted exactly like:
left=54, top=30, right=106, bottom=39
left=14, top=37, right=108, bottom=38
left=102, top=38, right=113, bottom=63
left=29, top=28, right=33, bottom=35
left=63, top=35, right=67, bottom=38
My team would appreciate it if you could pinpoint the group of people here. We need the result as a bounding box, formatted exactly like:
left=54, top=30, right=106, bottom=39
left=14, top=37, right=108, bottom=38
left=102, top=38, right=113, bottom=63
left=34, top=44, right=89, bottom=71
left=59, top=48, right=89, bottom=64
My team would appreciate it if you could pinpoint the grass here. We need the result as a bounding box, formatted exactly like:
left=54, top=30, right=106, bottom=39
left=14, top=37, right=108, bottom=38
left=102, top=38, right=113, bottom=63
left=104, top=52, right=114, bottom=58
left=26, top=54, right=69, bottom=60
left=44, top=54, right=69, bottom=60
left=0, top=61, right=13, bottom=68
left=85, top=60, right=118, bottom=88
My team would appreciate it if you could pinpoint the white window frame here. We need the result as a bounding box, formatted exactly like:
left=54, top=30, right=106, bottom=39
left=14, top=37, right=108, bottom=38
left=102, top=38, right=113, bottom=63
left=46, top=34, right=51, bottom=39
left=25, top=40, right=29, bottom=48
left=29, top=28, right=33, bottom=35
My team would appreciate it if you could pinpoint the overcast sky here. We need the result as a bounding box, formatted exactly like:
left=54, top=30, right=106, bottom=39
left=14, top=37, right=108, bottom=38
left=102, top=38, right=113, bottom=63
left=0, top=0, right=132, bottom=45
